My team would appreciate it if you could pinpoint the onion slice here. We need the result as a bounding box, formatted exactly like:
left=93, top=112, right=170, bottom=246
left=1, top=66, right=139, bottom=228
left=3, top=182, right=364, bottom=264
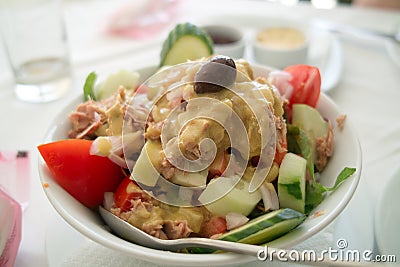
left=268, top=70, right=293, bottom=100
left=225, top=212, right=249, bottom=230
left=259, top=182, right=279, bottom=211
left=103, top=192, right=115, bottom=210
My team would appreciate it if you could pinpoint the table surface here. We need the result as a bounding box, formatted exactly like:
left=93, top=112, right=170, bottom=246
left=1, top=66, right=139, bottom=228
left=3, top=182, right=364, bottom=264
left=1, top=0, right=399, bottom=266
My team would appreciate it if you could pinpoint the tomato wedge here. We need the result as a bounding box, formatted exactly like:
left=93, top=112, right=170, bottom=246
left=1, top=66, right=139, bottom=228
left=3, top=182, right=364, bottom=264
left=38, top=139, right=125, bottom=208
left=283, top=64, right=321, bottom=114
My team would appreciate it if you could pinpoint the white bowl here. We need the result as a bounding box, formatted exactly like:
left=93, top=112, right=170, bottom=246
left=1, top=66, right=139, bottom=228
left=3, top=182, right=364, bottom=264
left=252, top=20, right=309, bottom=69
left=201, top=24, right=246, bottom=59
left=38, top=64, right=361, bottom=266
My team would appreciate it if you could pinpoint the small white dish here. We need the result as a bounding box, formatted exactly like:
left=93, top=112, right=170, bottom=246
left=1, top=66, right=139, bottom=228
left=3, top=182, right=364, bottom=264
left=252, top=24, right=309, bottom=69
left=375, top=166, right=400, bottom=259
left=38, top=64, right=361, bottom=266
left=202, top=24, right=246, bottom=59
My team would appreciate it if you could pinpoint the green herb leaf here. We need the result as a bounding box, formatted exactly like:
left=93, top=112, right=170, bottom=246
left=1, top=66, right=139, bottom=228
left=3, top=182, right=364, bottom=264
left=304, top=167, right=356, bottom=214
left=327, top=167, right=357, bottom=191
left=83, top=72, right=97, bottom=101
left=305, top=182, right=325, bottom=214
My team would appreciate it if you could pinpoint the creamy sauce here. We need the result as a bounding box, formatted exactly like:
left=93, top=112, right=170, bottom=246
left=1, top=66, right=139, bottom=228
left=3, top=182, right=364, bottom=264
left=256, top=27, right=306, bottom=49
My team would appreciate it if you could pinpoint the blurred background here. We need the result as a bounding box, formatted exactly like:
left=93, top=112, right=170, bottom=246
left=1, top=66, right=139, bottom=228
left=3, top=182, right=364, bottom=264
left=266, top=0, right=400, bottom=9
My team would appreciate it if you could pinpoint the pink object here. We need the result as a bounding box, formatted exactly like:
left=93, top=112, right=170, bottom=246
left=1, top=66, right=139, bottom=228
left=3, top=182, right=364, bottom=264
left=0, top=151, right=30, bottom=209
left=107, top=0, right=180, bottom=39
left=0, top=187, right=22, bottom=267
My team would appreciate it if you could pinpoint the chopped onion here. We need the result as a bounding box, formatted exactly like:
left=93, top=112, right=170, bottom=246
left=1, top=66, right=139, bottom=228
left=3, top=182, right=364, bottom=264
left=103, top=192, right=114, bottom=210
left=259, top=182, right=279, bottom=211
left=90, top=135, right=134, bottom=169
left=225, top=212, right=249, bottom=230
left=268, top=70, right=293, bottom=100
left=108, top=152, right=128, bottom=169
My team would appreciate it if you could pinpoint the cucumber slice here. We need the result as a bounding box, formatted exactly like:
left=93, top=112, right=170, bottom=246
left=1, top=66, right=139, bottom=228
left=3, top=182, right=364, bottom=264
left=278, top=153, right=307, bottom=213
left=160, top=23, right=214, bottom=66
left=198, top=177, right=262, bottom=216
left=190, top=208, right=305, bottom=253
left=169, top=169, right=208, bottom=187
left=292, top=104, right=328, bottom=162
left=96, top=69, right=140, bottom=100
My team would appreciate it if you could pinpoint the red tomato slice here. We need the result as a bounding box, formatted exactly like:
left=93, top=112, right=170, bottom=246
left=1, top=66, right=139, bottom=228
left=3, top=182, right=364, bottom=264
left=284, top=64, right=321, bottom=110
left=38, top=139, right=125, bottom=208
left=114, top=176, right=149, bottom=212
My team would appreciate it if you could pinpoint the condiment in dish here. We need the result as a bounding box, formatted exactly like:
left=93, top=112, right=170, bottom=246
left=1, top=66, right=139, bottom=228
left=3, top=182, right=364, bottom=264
left=253, top=26, right=309, bottom=69
left=202, top=24, right=245, bottom=59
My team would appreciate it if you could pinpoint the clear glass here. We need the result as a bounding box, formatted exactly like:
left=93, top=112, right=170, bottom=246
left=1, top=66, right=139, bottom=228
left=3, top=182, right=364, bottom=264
left=0, top=0, right=71, bottom=103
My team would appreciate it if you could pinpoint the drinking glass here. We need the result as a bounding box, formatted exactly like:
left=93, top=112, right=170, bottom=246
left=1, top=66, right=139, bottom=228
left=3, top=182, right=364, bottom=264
left=0, top=0, right=71, bottom=103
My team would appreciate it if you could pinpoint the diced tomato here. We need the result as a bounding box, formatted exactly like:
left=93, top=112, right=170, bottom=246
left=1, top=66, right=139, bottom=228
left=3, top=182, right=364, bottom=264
left=38, top=139, right=125, bottom=208
left=198, top=216, right=227, bottom=238
left=208, top=150, right=228, bottom=178
left=283, top=64, right=321, bottom=120
left=113, top=176, right=148, bottom=212
left=274, top=138, right=288, bottom=166
left=134, top=84, right=148, bottom=94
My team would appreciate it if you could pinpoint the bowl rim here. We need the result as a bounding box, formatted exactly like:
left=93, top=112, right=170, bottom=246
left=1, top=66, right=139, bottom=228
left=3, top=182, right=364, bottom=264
left=38, top=63, right=362, bottom=266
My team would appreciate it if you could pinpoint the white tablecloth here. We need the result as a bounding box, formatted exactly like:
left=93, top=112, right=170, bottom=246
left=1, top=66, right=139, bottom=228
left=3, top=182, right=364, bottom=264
left=1, top=0, right=399, bottom=266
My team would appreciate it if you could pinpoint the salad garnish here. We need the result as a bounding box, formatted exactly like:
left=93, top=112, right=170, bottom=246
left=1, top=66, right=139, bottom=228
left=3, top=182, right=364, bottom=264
left=83, top=72, right=97, bottom=101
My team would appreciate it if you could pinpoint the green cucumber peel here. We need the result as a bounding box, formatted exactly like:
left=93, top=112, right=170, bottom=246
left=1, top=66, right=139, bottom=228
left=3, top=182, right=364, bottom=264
left=287, top=125, right=314, bottom=180
left=83, top=72, right=97, bottom=101
left=280, top=182, right=303, bottom=200
left=287, top=125, right=356, bottom=214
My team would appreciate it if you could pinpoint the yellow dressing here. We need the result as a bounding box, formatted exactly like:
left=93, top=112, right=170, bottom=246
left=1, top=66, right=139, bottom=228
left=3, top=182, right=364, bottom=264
left=257, top=27, right=306, bottom=50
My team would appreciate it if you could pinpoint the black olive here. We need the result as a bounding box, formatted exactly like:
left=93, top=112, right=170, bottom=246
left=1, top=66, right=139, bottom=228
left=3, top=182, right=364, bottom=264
left=194, top=55, right=237, bottom=94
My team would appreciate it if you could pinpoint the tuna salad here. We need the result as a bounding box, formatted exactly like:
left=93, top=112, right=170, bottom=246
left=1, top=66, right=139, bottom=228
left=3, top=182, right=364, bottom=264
left=65, top=56, right=338, bottom=241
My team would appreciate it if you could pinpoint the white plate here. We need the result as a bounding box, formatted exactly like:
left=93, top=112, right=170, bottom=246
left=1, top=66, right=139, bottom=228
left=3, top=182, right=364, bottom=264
left=307, top=24, right=342, bottom=92
left=195, top=16, right=342, bottom=92
left=385, top=39, right=400, bottom=68
left=39, top=64, right=361, bottom=266
left=375, top=166, right=400, bottom=259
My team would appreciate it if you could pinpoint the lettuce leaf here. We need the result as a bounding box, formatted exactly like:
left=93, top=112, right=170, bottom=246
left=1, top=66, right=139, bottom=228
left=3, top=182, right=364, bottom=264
left=83, top=72, right=97, bottom=101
